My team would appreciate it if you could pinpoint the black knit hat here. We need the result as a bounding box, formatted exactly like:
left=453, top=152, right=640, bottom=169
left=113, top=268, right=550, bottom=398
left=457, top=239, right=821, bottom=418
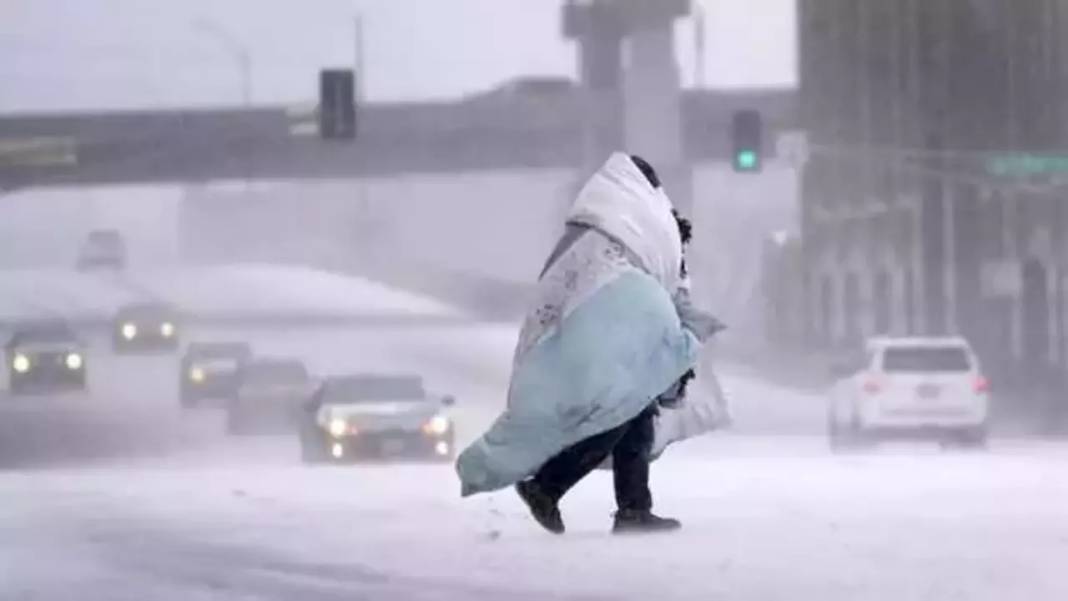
left=630, top=154, right=690, bottom=245
left=630, top=155, right=661, bottom=189
left=672, top=209, right=692, bottom=245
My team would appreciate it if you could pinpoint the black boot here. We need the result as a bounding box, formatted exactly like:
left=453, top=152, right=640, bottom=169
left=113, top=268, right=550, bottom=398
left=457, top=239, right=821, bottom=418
left=516, top=480, right=565, bottom=534
left=612, top=509, right=681, bottom=534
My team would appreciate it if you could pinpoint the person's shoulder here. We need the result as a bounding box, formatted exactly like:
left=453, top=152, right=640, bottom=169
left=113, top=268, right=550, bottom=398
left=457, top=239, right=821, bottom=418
left=603, top=269, right=677, bottom=317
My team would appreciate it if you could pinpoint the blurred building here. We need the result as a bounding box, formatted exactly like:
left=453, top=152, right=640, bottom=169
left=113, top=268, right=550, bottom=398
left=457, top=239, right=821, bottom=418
left=798, top=1, right=1068, bottom=399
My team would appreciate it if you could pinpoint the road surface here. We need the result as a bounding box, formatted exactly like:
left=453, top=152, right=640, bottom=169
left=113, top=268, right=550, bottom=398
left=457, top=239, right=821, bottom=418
left=1, top=267, right=1065, bottom=600
left=0, top=325, right=1066, bottom=600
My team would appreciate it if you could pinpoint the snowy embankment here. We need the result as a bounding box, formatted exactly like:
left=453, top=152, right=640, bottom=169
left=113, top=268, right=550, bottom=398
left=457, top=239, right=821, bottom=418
left=0, top=264, right=464, bottom=326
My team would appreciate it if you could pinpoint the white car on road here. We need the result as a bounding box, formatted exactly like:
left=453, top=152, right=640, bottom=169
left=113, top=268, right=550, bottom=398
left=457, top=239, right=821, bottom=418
left=827, top=337, right=989, bottom=449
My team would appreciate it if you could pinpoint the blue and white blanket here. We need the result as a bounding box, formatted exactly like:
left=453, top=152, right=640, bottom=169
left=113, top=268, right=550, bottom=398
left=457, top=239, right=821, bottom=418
left=456, top=153, right=727, bottom=497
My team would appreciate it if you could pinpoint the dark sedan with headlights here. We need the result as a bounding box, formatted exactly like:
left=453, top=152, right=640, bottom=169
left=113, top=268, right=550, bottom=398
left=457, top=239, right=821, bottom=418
left=299, top=374, right=456, bottom=463
left=179, top=341, right=253, bottom=408
left=112, top=302, right=180, bottom=353
left=228, top=358, right=312, bottom=435
left=5, top=322, right=87, bottom=395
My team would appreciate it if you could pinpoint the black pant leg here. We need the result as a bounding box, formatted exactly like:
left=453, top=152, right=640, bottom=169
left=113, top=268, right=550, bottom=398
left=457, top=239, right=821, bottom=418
left=612, top=406, right=656, bottom=512
left=533, top=420, right=631, bottom=502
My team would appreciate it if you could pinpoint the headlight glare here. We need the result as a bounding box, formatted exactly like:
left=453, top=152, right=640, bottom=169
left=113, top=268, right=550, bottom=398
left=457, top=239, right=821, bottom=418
left=328, top=418, right=349, bottom=438
left=65, top=353, right=83, bottom=370
left=12, top=354, right=31, bottom=373
left=121, top=323, right=138, bottom=340
left=423, top=415, right=451, bottom=436
left=160, top=322, right=175, bottom=338
left=189, top=366, right=206, bottom=383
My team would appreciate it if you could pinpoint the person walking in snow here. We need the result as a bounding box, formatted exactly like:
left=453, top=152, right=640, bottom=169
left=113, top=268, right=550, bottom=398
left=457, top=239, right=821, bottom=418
left=456, top=153, right=723, bottom=534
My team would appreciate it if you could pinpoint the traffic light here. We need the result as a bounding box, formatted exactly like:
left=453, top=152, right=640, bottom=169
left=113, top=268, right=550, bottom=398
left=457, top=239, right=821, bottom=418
left=731, top=109, right=763, bottom=173
left=319, top=69, right=356, bottom=140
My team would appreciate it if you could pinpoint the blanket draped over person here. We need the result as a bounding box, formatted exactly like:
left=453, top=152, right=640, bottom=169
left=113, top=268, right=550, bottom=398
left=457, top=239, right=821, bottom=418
left=456, top=152, right=724, bottom=497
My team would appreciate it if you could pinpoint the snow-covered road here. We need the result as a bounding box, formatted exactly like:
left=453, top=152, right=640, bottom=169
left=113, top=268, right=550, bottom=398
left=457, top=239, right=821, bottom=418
left=3, top=434, right=1066, bottom=601
left=1, top=267, right=1065, bottom=600
left=2, top=330, right=1066, bottom=601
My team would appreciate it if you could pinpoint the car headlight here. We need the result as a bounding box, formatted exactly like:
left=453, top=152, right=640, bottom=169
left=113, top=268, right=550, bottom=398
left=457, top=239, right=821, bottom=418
left=159, top=322, right=175, bottom=338
left=422, top=415, right=451, bottom=436
left=330, top=442, right=345, bottom=459
left=328, top=418, right=350, bottom=438
left=121, top=323, right=138, bottom=340
left=189, top=366, right=206, bottom=383
left=65, top=353, right=83, bottom=370
left=12, top=354, right=31, bottom=374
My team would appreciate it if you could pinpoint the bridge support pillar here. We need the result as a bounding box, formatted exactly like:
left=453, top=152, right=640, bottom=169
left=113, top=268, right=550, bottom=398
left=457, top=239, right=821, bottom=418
left=563, top=0, right=693, bottom=212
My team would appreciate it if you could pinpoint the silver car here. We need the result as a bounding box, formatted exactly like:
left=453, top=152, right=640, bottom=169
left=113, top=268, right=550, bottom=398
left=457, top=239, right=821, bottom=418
left=227, top=358, right=312, bottom=435
left=299, top=374, right=456, bottom=463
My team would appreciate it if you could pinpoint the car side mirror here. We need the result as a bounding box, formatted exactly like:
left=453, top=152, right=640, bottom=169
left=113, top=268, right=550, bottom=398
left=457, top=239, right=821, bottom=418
left=302, top=385, right=324, bottom=412
left=441, top=395, right=456, bottom=408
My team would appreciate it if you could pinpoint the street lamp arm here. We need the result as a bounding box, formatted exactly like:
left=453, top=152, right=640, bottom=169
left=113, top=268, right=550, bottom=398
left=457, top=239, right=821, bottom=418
left=190, top=18, right=252, bottom=106
left=192, top=18, right=246, bottom=58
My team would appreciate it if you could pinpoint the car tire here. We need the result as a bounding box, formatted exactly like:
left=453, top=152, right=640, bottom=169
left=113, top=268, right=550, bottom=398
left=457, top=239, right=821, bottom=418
left=301, top=439, right=328, bottom=464
left=942, top=426, right=988, bottom=451
left=828, top=420, right=851, bottom=452
left=297, top=421, right=329, bottom=463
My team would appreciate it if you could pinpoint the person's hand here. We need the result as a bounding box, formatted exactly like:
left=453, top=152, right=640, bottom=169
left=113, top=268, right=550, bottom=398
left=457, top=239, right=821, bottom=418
left=673, top=290, right=726, bottom=343
left=656, top=369, right=695, bottom=409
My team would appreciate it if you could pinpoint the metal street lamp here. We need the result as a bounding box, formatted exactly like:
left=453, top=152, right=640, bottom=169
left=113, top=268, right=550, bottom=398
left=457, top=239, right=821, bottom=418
left=191, top=18, right=252, bottom=106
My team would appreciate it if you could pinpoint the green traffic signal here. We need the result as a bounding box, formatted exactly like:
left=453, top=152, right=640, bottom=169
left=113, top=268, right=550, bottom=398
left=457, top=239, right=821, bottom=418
left=736, top=149, right=759, bottom=171
left=731, top=109, right=763, bottom=173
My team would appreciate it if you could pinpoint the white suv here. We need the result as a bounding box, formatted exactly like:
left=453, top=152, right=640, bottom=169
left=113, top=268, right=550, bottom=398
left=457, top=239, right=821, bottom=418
left=827, top=337, right=989, bottom=449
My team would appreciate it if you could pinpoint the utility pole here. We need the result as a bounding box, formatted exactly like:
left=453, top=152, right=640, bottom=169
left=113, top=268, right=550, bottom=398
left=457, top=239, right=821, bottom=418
left=694, top=4, right=706, bottom=89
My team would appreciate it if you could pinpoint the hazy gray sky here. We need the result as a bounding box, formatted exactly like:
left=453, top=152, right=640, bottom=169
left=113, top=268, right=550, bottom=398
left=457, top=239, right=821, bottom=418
left=1, top=0, right=796, bottom=112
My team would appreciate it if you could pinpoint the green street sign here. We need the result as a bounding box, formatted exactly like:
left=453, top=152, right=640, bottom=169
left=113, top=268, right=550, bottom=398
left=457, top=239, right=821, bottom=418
left=985, top=154, right=1068, bottom=177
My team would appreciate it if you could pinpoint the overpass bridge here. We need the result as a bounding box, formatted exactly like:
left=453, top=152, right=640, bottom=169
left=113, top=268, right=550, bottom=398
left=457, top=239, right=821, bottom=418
left=1, top=0, right=795, bottom=194
left=0, top=88, right=794, bottom=191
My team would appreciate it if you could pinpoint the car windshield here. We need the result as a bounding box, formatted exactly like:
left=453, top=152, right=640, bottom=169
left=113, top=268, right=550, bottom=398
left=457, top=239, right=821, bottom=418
left=883, top=346, right=972, bottom=373
left=9, top=329, right=76, bottom=346
left=195, top=357, right=240, bottom=370
left=119, top=306, right=173, bottom=319
left=322, top=376, right=426, bottom=404
left=189, top=344, right=250, bottom=359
